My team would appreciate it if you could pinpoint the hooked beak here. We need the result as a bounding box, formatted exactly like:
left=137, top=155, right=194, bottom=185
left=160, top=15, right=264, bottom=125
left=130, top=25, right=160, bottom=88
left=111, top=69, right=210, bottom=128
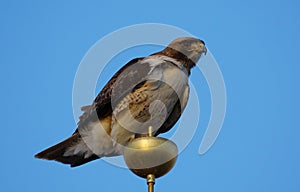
left=190, top=42, right=207, bottom=55
left=199, top=43, right=207, bottom=55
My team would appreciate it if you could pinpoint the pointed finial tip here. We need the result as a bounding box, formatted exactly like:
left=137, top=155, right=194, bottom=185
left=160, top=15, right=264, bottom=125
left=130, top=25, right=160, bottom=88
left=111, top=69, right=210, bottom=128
left=148, top=126, right=153, bottom=137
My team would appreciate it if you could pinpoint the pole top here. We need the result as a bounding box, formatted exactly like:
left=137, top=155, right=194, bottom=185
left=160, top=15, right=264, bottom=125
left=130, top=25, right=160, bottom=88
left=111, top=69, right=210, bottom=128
left=123, top=128, right=178, bottom=178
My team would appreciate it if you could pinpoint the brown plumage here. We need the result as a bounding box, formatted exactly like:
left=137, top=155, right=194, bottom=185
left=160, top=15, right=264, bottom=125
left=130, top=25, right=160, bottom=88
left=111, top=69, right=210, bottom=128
left=35, top=133, right=99, bottom=167
left=35, top=37, right=207, bottom=167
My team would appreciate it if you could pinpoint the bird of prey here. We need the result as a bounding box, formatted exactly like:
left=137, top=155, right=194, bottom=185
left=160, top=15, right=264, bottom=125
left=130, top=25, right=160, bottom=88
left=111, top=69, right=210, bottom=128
left=35, top=37, right=207, bottom=167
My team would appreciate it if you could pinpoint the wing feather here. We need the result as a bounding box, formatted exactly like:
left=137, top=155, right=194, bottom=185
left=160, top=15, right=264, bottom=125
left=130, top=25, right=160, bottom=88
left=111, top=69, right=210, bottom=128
left=77, top=57, right=151, bottom=127
left=77, top=55, right=189, bottom=138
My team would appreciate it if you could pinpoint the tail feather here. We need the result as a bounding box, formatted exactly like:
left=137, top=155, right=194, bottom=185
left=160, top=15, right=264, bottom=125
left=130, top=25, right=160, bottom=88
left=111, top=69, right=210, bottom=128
left=35, top=133, right=99, bottom=167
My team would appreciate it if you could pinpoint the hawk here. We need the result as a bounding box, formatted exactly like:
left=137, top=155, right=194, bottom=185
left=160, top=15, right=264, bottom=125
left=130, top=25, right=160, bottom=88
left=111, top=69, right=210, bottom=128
left=35, top=37, right=207, bottom=167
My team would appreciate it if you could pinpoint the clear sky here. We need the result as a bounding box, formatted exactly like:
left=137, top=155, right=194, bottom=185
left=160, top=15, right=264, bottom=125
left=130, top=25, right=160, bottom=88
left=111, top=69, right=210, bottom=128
left=1, top=0, right=299, bottom=192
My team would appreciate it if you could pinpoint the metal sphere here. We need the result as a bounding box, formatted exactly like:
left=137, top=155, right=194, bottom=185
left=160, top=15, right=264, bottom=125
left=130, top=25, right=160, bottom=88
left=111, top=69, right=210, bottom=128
left=123, top=136, right=178, bottom=178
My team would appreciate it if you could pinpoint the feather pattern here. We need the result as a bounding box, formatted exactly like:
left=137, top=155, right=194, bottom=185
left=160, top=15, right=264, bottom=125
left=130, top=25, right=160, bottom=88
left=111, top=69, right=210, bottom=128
left=35, top=37, right=207, bottom=167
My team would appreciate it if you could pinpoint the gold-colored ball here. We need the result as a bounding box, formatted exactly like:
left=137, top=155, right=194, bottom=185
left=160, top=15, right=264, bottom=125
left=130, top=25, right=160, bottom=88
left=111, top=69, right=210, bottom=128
left=123, top=136, right=178, bottom=178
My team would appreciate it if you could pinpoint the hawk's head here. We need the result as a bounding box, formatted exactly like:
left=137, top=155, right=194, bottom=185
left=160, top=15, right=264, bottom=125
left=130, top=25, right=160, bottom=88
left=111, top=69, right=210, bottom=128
left=159, top=37, right=207, bottom=72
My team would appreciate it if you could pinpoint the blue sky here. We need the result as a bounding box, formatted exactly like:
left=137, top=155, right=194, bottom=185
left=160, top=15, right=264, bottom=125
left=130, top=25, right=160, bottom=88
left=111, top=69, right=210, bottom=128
left=1, top=0, right=299, bottom=191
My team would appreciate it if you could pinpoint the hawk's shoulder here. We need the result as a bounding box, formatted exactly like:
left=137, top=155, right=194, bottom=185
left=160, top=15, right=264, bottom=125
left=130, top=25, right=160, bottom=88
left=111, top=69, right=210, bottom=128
left=77, top=54, right=185, bottom=130
left=77, top=57, right=149, bottom=126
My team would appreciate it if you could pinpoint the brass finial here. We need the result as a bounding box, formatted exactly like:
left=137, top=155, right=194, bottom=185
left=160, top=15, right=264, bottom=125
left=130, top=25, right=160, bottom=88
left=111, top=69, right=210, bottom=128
left=147, top=174, right=155, bottom=192
left=148, top=126, right=153, bottom=137
left=123, top=125, right=178, bottom=192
